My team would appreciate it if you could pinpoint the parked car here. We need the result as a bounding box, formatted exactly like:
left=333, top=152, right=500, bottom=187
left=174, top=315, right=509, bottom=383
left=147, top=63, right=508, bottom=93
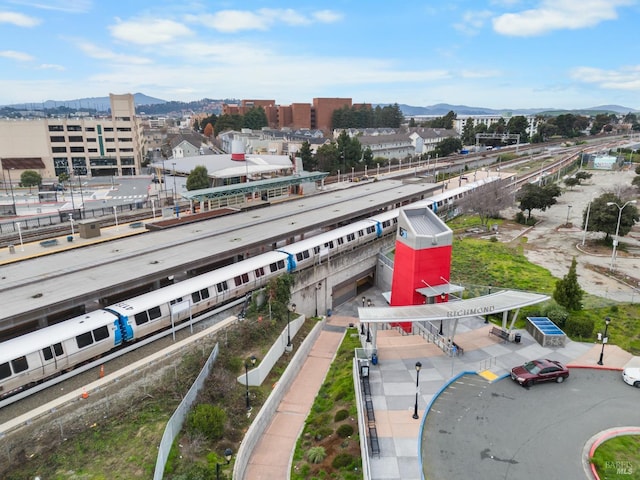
left=511, top=359, right=569, bottom=387
left=622, top=367, right=640, bottom=387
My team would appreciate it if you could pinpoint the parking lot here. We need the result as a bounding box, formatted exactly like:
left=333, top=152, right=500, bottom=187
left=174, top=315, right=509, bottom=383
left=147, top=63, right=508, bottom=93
left=421, top=369, right=639, bottom=480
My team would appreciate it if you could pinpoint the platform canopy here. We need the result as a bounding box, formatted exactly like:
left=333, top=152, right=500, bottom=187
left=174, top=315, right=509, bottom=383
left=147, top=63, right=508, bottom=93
left=358, top=290, right=550, bottom=323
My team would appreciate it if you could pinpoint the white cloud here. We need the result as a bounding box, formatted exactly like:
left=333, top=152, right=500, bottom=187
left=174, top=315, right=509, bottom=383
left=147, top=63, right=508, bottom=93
left=453, top=10, right=493, bottom=35
left=571, top=65, right=640, bottom=90
left=0, top=10, right=41, bottom=26
left=0, top=50, right=34, bottom=61
left=39, top=63, right=65, bottom=70
left=460, top=69, right=501, bottom=79
left=189, top=8, right=342, bottom=33
left=109, top=18, right=193, bottom=45
left=76, top=42, right=152, bottom=65
left=7, top=0, right=92, bottom=13
left=493, top=0, right=635, bottom=36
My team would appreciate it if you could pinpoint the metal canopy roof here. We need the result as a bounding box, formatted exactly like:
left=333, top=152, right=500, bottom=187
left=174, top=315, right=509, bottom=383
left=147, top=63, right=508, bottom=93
left=358, top=290, right=550, bottom=323
left=182, top=172, right=329, bottom=201
left=416, top=283, right=465, bottom=297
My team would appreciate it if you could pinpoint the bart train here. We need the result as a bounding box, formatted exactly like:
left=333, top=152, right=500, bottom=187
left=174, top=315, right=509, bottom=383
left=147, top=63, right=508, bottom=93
left=0, top=176, right=499, bottom=399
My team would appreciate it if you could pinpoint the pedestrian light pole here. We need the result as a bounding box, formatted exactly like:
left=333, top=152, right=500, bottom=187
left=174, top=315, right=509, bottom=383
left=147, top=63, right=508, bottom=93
left=412, top=361, right=422, bottom=419
left=597, top=317, right=611, bottom=365
left=606, top=200, right=637, bottom=271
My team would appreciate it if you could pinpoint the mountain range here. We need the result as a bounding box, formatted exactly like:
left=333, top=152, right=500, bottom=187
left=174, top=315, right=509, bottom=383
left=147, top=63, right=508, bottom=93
left=2, top=93, right=637, bottom=116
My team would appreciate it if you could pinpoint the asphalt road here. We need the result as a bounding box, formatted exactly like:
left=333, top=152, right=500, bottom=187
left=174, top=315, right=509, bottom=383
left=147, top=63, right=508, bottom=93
left=421, top=369, right=639, bottom=480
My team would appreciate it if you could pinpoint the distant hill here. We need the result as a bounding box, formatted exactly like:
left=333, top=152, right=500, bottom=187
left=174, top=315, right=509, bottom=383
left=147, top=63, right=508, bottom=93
left=4, top=93, right=166, bottom=112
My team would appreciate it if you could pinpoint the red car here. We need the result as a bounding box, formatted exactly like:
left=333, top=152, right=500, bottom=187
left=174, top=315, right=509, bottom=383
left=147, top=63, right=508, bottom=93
left=510, top=359, right=569, bottom=387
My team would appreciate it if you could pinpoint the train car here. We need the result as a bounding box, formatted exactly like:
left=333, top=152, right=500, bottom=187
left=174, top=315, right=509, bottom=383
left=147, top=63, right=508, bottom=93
left=0, top=309, right=122, bottom=398
left=106, top=251, right=289, bottom=340
left=277, top=218, right=380, bottom=271
left=367, top=209, right=399, bottom=236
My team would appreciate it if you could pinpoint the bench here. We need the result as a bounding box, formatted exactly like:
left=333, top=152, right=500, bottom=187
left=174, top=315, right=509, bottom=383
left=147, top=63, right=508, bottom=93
left=39, top=239, right=59, bottom=247
left=129, top=221, right=144, bottom=229
left=489, top=326, right=510, bottom=342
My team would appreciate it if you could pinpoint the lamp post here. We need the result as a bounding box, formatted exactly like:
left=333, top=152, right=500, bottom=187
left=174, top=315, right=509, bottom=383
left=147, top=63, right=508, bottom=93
left=582, top=198, right=593, bottom=246
left=172, top=162, right=179, bottom=218
left=287, top=303, right=296, bottom=349
left=113, top=206, right=119, bottom=231
left=315, top=283, right=321, bottom=317
left=69, top=213, right=75, bottom=236
left=16, top=221, right=24, bottom=251
left=412, top=361, right=422, bottom=419
left=565, top=205, right=572, bottom=226
left=245, top=355, right=257, bottom=411
left=216, top=448, right=233, bottom=480
left=7, top=167, right=16, bottom=215
left=606, top=200, right=637, bottom=271
left=597, top=317, right=611, bottom=365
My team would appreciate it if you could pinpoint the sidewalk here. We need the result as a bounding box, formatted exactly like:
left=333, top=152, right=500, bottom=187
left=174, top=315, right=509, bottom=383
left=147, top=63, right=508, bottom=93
left=243, top=315, right=353, bottom=479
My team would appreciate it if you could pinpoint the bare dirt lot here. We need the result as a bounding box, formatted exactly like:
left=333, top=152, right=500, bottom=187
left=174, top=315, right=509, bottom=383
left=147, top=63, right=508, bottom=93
left=498, top=168, right=640, bottom=303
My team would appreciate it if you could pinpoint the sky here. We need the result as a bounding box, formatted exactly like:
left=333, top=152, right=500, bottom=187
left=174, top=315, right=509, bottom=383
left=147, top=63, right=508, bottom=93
left=0, top=0, right=639, bottom=110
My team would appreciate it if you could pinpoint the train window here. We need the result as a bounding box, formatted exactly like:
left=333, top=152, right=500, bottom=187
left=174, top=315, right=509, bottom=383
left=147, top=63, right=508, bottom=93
left=93, top=326, right=109, bottom=342
left=367, top=226, right=376, bottom=234
left=53, top=343, right=63, bottom=356
left=382, top=220, right=390, bottom=228
left=269, top=260, right=285, bottom=272
left=347, top=233, right=355, bottom=242
left=201, top=288, right=210, bottom=300
left=358, top=230, right=364, bottom=237
left=76, top=331, right=94, bottom=349
left=43, top=346, right=54, bottom=361
left=170, top=297, right=183, bottom=305
left=0, top=362, right=10, bottom=380
left=313, top=246, right=320, bottom=254
left=11, top=356, right=29, bottom=374
left=255, top=267, right=265, bottom=277
left=324, top=241, right=334, bottom=249
left=337, top=238, right=344, bottom=245
left=296, top=250, right=310, bottom=261
left=192, top=291, right=200, bottom=303
left=234, top=273, right=250, bottom=285
left=216, top=281, right=228, bottom=293
left=135, top=311, right=149, bottom=325
left=148, top=306, right=162, bottom=320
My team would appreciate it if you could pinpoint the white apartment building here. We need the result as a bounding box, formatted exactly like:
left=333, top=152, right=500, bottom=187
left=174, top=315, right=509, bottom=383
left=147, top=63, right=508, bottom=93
left=0, top=94, right=144, bottom=183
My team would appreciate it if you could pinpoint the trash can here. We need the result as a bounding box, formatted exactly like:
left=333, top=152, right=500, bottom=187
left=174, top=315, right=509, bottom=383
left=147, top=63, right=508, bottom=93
left=326, top=309, right=332, bottom=317
left=67, top=235, right=73, bottom=242
left=514, top=333, right=522, bottom=344
left=371, top=353, right=378, bottom=365
left=8, top=244, right=15, bottom=254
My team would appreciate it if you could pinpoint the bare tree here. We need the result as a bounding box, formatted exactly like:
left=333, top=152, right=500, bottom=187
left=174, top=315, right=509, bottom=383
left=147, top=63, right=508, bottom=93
left=456, top=178, right=513, bottom=227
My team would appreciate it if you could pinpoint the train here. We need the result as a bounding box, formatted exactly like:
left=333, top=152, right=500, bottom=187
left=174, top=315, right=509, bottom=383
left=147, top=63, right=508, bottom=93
left=0, top=175, right=500, bottom=399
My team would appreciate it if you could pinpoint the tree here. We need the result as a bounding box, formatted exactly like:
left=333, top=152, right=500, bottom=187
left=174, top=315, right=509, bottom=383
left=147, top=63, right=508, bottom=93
left=516, top=183, right=561, bottom=221
left=584, top=193, right=640, bottom=242
left=243, top=106, right=268, bottom=130
left=434, top=137, right=462, bottom=157
left=186, top=165, right=210, bottom=191
left=563, top=177, right=579, bottom=190
left=456, top=178, right=512, bottom=226
left=214, top=113, right=243, bottom=136
left=203, top=122, right=214, bottom=138
left=553, top=257, right=583, bottom=311
left=574, top=171, right=592, bottom=184
left=461, top=118, right=475, bottom=145
left=298, top=141, right=314, bottom=171
left=20, top=170, right=42, bottom=192
left=505, top=115, right=530, bottom=143
left=632, top=175, right=640, bottom=190
left=315, top=141, right=340, bottom=173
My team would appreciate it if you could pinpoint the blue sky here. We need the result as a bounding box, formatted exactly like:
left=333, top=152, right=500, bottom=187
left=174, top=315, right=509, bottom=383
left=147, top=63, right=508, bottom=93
left=0, top=0, right=638, bottom=110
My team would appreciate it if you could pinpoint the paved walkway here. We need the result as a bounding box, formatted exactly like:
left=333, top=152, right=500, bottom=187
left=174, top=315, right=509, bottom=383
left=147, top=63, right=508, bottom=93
left=243, top=316, right=353, bottom=480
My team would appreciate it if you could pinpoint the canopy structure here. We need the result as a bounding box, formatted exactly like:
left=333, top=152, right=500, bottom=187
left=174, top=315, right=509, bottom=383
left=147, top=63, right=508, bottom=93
left=358, top=290, right=550, bottom=349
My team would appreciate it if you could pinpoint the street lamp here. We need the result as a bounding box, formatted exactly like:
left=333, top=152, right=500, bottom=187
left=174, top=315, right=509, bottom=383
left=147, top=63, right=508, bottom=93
left=412, top=361, right=422, bottom=419
left=565, top=205, right=572, bottom=226
left=172, top=162, right=179, bottom=218
left=287, top=303, right=296, bottom=348
left=16, top=221, right=24, bottom=251
left=7, top=167, right=16, bottom=215
left=245, top=355, right=257, bottom=411
left=113, top=206, right=119, bottom=231
left=606, top=200, right=637, bottom=271
left=216, top=448, right=233, bottom=480
left=597, top=317, right=611, bottom=365
left=315, top=283, right=322, bottom=317
left=582, top=198, right=594, bottom=246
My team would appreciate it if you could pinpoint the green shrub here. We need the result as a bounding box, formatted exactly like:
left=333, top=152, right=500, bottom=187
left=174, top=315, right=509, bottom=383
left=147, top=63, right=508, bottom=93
left=313, top=426, right=333, bottom=440
left=334, top=409, right=349, bottom=422
left=307, top=446, right=327, bottom=464
left=187, top=404, right=226, bottom=440
left=564, top=316, right=595, bottom=339
left=543, top=303, right=569, bottom=328
left=331, top=453, right=355, bottom=469
left=336, top=424, right=354, bottom=438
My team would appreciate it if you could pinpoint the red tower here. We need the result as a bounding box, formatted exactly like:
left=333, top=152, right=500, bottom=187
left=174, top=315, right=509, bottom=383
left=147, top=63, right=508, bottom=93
left=390, top=206, right=453, bottom=330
